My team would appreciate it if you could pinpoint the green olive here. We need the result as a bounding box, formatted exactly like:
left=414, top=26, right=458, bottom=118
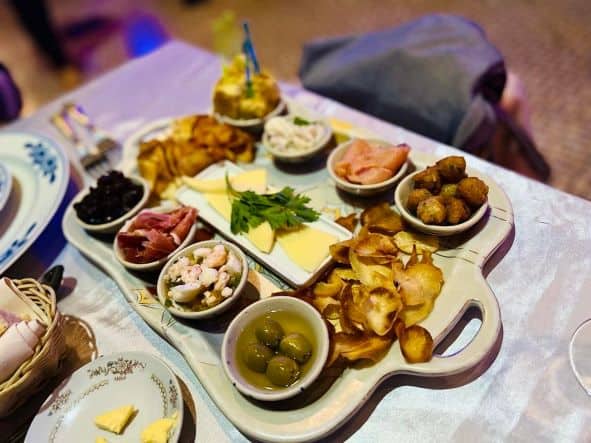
left=266, top=356, right=300, bottom=387
left=279, top=333, right=313, bottom=364
left=255, top=318, right=284, bottom=349
left=242, top=343, right=273, bottom=373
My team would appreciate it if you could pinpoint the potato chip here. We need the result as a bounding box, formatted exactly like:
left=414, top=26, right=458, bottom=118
left=137, top=115, right=255, bottom=198
left=350, top=251, right=395, bottom=290
left=361, top=202, right=405, bottom=235
left=329, top=239, right=354, bottom=265
left=399, top=298, right=434, bottom=327
left=313, top=280, right=343, bottom=298
left=393, top=231, right=439, bottom=254
left=353, top=233, right=397, bottom=258
left=328, top=332, right=393, bottom=366
left=398, top=324, right=434, bottom=363
left=335, top=213, right=358, bottom=233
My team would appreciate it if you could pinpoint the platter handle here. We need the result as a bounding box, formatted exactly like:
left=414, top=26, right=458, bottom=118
left=397, top=279, right=501, bottom=377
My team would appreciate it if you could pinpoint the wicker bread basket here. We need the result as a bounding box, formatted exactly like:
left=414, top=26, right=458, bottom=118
left=0, top=278, right=65, bottom=417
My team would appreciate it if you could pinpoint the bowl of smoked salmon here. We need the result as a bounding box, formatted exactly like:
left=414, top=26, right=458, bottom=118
left=327, top=138, right=410, bottom=196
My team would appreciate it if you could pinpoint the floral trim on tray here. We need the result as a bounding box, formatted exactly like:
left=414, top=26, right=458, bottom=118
left=87, top=357, right=146, bottom=381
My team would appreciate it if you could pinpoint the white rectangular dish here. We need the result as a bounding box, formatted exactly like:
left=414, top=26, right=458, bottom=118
left=175, top=161, right=353, bottom=287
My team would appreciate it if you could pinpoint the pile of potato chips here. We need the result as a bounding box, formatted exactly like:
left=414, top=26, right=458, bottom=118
left=137, top=115, right=255, bottom=197
left=277, top=202, right=444, bottom=366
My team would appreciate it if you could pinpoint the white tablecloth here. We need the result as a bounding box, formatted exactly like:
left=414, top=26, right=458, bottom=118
left=4, top=41, right=591, bottom=442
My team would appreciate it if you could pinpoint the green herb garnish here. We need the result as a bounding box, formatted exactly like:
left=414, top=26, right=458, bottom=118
left=226, top=174, right=319, bottom=235
left=293, top=116, right=310, bottom=126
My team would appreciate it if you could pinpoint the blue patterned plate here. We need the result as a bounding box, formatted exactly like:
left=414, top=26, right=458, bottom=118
left=0, top=132, right=69, bottom=276
left=0, top=161, right=11, bottom=213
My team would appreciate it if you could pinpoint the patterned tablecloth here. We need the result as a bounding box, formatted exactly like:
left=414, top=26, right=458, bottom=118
left=3, top=41, right=591, bottom=442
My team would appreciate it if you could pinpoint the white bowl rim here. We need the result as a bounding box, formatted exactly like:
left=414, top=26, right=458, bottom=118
left=394, top=169, right=489, bottom=235
left=73, top=174, right=150, bottom=232
left=213, top=98, right=287, bottom=127
left=113, top=205, right=198, bottom=271
left=327, top=138, right=409, bottom=191
left=221, top=295, right=330, bottom=402
left=156, top=239, right=249, bottom=319
left=261, top=116, right=333, bottom=161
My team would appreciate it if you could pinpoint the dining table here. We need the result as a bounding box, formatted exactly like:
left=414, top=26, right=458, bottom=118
left=1, top=40, right=591, bottom=442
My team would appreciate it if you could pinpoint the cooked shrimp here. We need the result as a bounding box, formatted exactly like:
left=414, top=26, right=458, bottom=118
left=199, top=267, right=218, bottom=286
left=220, top=252, right=241, bottom=275
left=203, top=244, right=228, bottom=268
left=214, top=271, right=230, bottom=291
left=193, top=247, right=212, bottom=259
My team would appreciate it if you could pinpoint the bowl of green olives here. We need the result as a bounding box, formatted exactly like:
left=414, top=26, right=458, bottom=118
left=221, top=296, right=329, bottom=401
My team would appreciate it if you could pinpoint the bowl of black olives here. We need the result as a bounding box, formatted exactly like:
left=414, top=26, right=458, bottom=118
left=221, top=296, right=329, bottom=401
left=72, top=171, right=150, bottom=234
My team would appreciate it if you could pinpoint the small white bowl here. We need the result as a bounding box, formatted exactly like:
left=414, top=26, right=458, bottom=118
left=72, top=175, right=150, bottom=234
left=114, top=205, right=198, bottom=272
left=157, top=239, right=249, bottom=320
left=394, top=170, right=489, bottom=236
left=221, top=296, right=330, bottom=402
left=327, top=139, right=409, bottom=196
left=214, top=99, right=287, bottom=133
left=262, top=116, right=332, bottom=163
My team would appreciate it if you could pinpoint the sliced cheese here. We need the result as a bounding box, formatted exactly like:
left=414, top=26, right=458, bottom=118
left=183, top=169, right=267, bottom=193
left=95, top=438, right=108, bottom=443
left=246, top=221, right=274, bottom=253
left=141, top=417, right=176, bottom=443
left=277, top=225, right=338, bottom=272
left=205, top=192, right=232, bottom=221
left=205, top=192, right=275, bottom=253
left=94, top=404, right=136, bottom=434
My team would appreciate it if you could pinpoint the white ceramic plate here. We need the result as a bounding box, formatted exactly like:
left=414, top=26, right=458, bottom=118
left=0, top=161, right=12, bottom=212
left=0, top=132, right=69, bottom=275
left=26, top=351, right=183, bottom=443
left=175, top=161, right=353, bottom=287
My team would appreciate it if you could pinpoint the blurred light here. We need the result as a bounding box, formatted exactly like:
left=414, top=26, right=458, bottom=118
left=124, top=12, right=169, bottom=57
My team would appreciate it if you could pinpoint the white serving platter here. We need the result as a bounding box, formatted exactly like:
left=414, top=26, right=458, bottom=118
left=26, top=351, right=183, bottom=443
left=63, top=142, right=514, bottom=442
left=176, top=161, right=353, bottom=287
left=0, top=132, right=69, bottom=276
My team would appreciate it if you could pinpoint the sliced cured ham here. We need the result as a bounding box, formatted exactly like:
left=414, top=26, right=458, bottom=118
left=117, top=206, right=197, bottom=263
left=335, top=139, right=410, bottom=185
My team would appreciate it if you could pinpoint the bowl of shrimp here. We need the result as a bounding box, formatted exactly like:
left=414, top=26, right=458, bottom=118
left=156, top=239, right=249, bottom=319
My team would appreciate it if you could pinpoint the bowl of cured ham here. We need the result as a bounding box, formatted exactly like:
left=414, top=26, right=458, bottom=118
left=113, top=205, right=198, bottom=272
left=156, top=240, right=248, bottom=319
left=327, top=138, right=410, bottom=196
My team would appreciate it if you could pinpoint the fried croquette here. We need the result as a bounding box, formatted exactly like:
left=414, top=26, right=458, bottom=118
left=435, top=156, right=466, bottom=183
left=407, top=188, right=433, bottom=213
left=413, top=166, right=441, bottom=194
left=417, top=196, right=446, bottom=225
left=457, top=177, right=489, bottom=207
left=445, top=197, right=471, bottom=224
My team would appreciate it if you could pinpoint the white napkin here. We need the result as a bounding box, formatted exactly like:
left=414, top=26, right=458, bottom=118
left=0, top=320, right=46, bottom=383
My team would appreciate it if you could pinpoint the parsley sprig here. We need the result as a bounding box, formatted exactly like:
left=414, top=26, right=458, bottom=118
left=226, top=174, right=319, bottom=235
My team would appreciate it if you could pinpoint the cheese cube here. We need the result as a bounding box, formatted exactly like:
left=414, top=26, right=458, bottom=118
left=94, top=404, right=136, bottom=434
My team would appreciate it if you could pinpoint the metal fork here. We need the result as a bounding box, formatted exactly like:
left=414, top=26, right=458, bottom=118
left=50, top=111, right=111, bottom=179
left=63, top=102, right=120, bottom=154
